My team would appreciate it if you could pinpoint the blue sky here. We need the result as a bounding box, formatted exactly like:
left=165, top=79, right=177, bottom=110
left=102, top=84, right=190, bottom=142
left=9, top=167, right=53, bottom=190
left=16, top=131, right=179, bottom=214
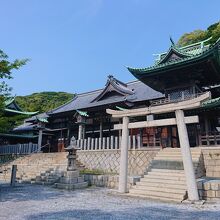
left=1, top=0, right=220, bottom=96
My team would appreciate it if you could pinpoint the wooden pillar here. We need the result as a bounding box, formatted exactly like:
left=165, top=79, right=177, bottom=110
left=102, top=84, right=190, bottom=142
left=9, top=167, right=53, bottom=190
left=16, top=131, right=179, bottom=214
left=175, top=110, right=199, bottom=201
left=119, top=116, right=129, bottom=193
left=204, top=116, right=210, bottom=145
left=99, top=121, right=103, bottom=139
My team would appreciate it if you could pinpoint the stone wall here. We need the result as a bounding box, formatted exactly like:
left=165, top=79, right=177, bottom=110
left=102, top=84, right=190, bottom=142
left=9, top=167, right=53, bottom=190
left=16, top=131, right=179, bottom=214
left=77, top=148, right=159, bottom=176
left=198, top=178, right=220, bottom=200
left=202, top=148, right=220, bottom=177
left=84, top=174, right=140, bottom=189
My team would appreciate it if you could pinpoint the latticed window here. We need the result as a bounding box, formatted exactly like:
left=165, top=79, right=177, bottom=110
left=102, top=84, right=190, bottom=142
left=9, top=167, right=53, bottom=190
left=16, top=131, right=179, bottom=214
left=168, top=87, right=195, bottom=101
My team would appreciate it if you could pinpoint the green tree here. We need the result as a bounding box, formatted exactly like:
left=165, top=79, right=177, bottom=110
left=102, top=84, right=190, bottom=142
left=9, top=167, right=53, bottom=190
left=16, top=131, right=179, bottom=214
left=178, top=21, right=220, bottom=47
left=0, top=49, right=28, bottom=132
left=178, top=30, right=207, bottom=47
left=16, top=92, right=74, bottom=113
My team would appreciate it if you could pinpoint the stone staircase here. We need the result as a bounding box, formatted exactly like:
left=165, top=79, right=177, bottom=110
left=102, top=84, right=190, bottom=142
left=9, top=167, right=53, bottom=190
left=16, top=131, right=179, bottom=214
left=0, top=152, right=85, bottom=184
left=34, top=168, right=65, bottom=185
left=129, top=147, right=204, bottom=202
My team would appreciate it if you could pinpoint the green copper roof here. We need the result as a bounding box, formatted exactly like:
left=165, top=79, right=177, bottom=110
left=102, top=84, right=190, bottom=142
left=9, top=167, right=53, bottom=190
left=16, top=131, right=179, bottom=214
left=129, top=37, right=215, bottom=73
left=127, top=37, right=220, bottom=92
left=0, top=133, right=38, bottom=139
left=4, top=97, right=39, bottom=116
left=116, top=106, right=127, bottom=111
left=36, top=116, right=48, bottom=123
left=5, top=108, right=39, bottom=115
left=4, top=97, right=15, bottom=106
left=201, top=97, right=220, bottom=109
left=76, top=110, right=89, bottom=117
left=155, top=37, right=212, bottom=60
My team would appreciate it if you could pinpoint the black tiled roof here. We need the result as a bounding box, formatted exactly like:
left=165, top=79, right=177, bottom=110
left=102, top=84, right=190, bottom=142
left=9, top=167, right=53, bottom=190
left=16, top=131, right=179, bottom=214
left=49, top=79, right=163, bottom=115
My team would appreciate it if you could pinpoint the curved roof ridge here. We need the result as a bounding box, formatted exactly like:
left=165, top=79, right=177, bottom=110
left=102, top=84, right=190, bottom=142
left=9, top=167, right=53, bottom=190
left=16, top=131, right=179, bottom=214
left=91, top=75, right=134, bottom=103
left=157, top=45, right=192, bottom=65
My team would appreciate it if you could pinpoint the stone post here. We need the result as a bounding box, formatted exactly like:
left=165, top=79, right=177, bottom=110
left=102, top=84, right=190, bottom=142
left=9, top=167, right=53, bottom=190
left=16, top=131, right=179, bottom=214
left=175, top=110, right=199, bottom=201
left=10, top=165, right=17, bottom=187
left=119, top=116, right=129, bottom=193
left=38, top=129, right=43, bottom=152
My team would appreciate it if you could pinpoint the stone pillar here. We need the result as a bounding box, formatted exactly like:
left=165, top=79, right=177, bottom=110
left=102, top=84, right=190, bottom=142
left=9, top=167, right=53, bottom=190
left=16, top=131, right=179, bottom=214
left=119, top=116, right=129, bottom=193
left=78, top=124, right=83, bottom=140
left=38, top=129, right=43, bottom=152
left=175, top=110, right=199, bottom=201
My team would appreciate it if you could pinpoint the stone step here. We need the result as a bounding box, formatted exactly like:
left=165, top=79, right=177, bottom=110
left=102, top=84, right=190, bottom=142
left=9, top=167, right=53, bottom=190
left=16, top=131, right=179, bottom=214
left=54, top=182, right=88, bottom=190
left=140, top=177, right=186, bottom=185
left=150, top=169, right=184, bottom=173
left=133, top=185, right=187, bottom=194
left=145, top=174, right=185, bottom=181
left=149, top=160, right=199, bottom=170
left=154, top=153, right=201, bottom=157
left=162, top=148, right=201, bottom=151
left=148, top=169, right=185, bottom=175
left=34, top=180, right=55, bottom=185
left=156, top=152, right=201, bottom=156
left=129, top=188, right=185, bottom=201
left=155, top=152, right=201, bottom=156
left=154, top=155, right=200, bottom=161
left=127, top=193, right=183, bottom=203
left=136, top=181, right=187, bottom=190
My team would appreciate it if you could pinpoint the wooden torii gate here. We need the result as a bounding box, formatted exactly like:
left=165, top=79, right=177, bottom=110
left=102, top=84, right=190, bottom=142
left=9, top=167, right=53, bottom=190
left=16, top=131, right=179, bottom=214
left=107, top=92, right=211, bottom=201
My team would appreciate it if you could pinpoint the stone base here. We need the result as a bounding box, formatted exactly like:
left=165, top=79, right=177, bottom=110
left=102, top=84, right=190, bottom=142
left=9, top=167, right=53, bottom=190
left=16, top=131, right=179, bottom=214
left=54, top=182, right=88, bottom=190
left=54, top=170, right=88, bottom=190
left=197, top=177, right=220, bottom=200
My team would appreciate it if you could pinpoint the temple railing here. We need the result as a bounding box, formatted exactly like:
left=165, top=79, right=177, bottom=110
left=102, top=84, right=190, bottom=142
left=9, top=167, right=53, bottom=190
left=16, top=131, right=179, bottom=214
left=77, top=135, right=146, bottom=151
left=150, top=92, right=205, bottom=106
left=0, top=143, right=38, bottom=155
left=199, top=132, right=220, bottom=146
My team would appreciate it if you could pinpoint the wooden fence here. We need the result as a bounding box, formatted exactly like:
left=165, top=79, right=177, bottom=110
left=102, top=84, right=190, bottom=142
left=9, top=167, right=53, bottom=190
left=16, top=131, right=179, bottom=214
left=0, top=143, right=38, bottom=155
left=76, top=135, right=144, bottom=151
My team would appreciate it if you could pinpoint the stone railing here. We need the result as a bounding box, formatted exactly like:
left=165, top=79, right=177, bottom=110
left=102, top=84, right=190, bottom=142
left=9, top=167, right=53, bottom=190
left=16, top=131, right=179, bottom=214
left=0, top=143, right=38, bottom=155
left=76, top=135, right=143, bottom=151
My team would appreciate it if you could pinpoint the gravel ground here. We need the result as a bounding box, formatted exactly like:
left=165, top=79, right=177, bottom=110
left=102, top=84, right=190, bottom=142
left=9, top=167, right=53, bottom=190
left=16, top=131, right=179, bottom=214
left=1, top=183, right=220, bottom=220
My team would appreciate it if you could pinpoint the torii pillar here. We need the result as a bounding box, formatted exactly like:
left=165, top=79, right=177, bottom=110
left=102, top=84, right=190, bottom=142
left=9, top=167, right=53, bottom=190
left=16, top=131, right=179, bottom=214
left=119, top=116, right=129, bottom=193
left=175, top=110, right=199, bottom=201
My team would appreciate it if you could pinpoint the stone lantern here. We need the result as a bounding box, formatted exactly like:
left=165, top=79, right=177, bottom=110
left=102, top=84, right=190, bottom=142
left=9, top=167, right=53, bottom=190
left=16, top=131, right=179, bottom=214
left=54, top=136, right=88, bottom=190
left=65, top=136, right=80, bottom=171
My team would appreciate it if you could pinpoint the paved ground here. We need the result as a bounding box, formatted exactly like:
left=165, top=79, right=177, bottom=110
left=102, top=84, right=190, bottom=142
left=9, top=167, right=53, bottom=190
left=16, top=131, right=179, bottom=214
left=1, top=183, right=220, bottom=220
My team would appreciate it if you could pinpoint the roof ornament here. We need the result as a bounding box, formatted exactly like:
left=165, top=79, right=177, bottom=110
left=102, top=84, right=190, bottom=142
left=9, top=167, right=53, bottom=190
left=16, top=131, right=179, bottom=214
left=169, top=36, right=175, bottom=46
left=108, top=75, right=114, bottom=80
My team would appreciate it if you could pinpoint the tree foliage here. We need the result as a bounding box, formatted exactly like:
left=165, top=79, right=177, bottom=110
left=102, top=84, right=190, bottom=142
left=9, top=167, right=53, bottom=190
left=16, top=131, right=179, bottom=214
left=0, top=50, right=28, bottom=132
left=0, top=50, right=28, bottom=97
left=16, top=92, right=74, bottom=113
left=178, top=21, right=220, bottom=46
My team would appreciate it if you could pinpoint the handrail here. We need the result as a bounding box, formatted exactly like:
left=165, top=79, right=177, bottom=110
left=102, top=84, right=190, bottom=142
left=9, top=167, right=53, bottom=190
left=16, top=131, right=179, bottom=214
left=31, top=143, right=50, bottom=154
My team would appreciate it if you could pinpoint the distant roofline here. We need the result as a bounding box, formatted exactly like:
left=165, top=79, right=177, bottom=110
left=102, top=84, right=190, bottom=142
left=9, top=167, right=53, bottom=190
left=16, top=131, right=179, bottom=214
left=75, top=78, right=140, bottom=97
left=47, top=78, right=145, bottom=115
